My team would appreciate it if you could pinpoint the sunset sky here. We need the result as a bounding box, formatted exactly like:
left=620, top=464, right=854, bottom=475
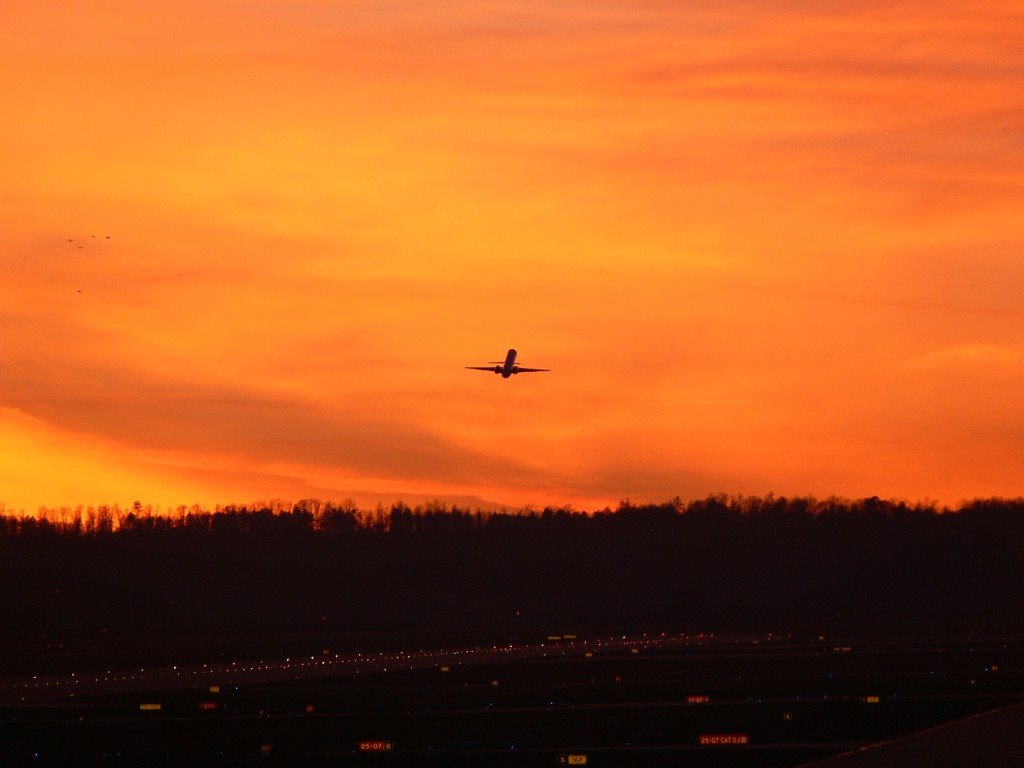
left=2, top=1, right=1022, bottom=512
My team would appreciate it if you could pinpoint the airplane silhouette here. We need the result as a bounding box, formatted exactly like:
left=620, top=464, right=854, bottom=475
left=466, top=348, right=549, bottom=378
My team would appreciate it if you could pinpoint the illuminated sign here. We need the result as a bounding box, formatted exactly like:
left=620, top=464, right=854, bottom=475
left=699, top=734, right=750, bottom=746
left=199, top=702, right=218, bottom=710
left=833, top=646, right=852, bottom=652
left=630, top=648, right=639, bottom=654
left=209, top=686, right=220, bottom=693
left=557, top=755, right=588, bottom=765
left=305, top=704, right=315, bottom=713
left=563, top=634, right=577, bottom=639
left=139, top=703, right=161, bottom=711
left=548, top=635, right=563, bottom=641
left=863, top=696, right=880, bottom=704
left=584, top=652, right=593, bottom=658
left=358, top=741, right=394, bottom=752
left=491, top=680, right=500, bottom=686
left=439, top=666, right=450, bottom=672
left=686, top=695, right=710, bottom=704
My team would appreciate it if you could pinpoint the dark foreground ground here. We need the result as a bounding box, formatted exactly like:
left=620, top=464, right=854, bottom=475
left=2, top=632, right=1022, bottom=767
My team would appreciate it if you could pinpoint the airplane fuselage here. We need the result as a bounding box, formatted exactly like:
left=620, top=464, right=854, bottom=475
left=495, top=348, right=518, bottom=378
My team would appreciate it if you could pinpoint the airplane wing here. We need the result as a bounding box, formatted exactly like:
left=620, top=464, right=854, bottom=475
left=515, top=367, right=550, bottom=373
left=465, top=366, right=496, bottom=371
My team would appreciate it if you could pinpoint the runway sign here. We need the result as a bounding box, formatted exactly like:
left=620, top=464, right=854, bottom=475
left=358, top=741, right=394, bottom=752
left=699, top=733, right=750, bottom=746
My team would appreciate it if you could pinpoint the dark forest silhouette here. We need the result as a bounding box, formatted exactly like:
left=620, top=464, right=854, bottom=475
left=2, top=495, right=1023, bottom=673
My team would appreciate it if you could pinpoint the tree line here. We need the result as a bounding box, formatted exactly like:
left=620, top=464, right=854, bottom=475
left=2, top=495, right=1022, bottom=672
left=5, top=494, right=1017, bottom=538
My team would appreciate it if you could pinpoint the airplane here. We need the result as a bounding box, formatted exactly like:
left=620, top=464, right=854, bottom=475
left=466, top=348, right=550, bottom=378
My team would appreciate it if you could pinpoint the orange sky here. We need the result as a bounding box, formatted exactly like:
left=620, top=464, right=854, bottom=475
left=2, top=0, right=1022, bottom=512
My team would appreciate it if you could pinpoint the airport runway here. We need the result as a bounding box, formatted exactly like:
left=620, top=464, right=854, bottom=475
left=2, top=632, right=1019, bottom=706
left=0, top=634, right=676, bottom=705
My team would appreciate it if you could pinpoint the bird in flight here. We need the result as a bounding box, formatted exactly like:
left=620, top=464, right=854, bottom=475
left=466, top=348, right=549, bottom=378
